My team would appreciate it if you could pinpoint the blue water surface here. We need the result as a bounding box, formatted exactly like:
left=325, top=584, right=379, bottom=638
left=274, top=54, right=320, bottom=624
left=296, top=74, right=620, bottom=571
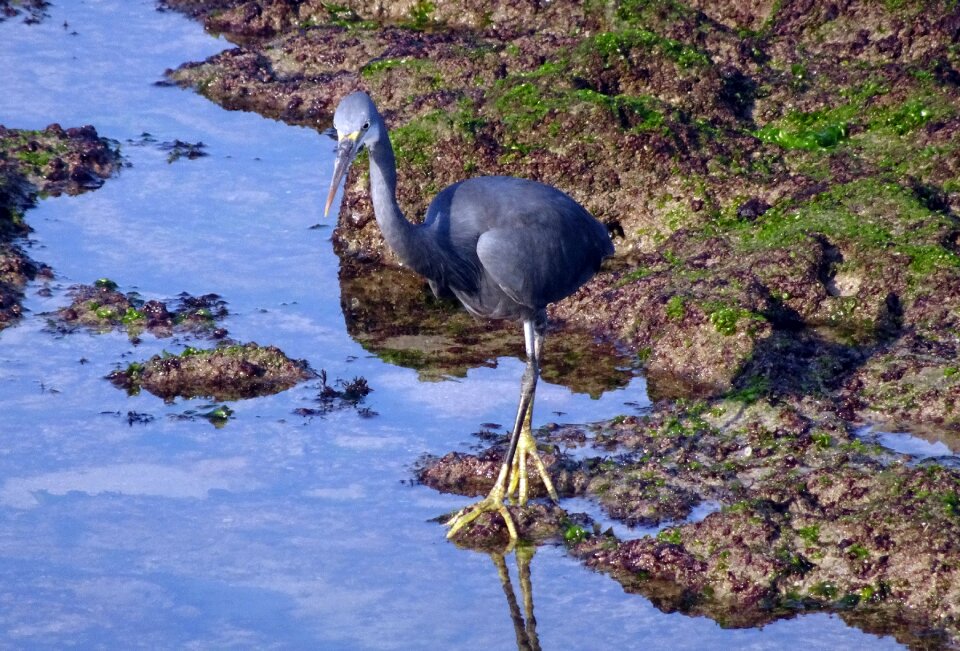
left=0, top=2, right=904, bottom=648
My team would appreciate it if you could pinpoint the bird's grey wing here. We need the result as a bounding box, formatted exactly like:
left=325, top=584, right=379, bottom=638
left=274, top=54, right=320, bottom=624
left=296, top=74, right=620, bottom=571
left=476, top=221, right=604, bottom=310
left=475, top=227, right=538, bottom=309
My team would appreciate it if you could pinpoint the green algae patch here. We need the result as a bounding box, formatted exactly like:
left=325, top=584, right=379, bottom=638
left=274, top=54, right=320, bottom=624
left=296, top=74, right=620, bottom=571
left=756, top=112, right=849, bottom=150
left=585, top=28, right=710, bottom=70
left=488, top=58, right=672, bottom=145
left=108, top=342, right=316, bottom=402
left=729, top=179, right=960, bottom=286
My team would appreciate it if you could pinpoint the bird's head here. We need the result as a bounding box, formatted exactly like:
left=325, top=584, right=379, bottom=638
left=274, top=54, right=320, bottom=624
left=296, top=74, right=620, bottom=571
left=324, top=91, right=383, bottom=217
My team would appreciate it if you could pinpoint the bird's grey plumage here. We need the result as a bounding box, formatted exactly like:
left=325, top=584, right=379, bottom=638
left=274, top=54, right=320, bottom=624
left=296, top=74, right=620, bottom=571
left=326, top=91, right=614, bottom=539
left=326, top=91, right=613, bottom=324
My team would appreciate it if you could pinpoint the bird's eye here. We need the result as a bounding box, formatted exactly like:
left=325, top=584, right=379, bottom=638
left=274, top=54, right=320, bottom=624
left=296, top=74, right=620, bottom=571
left=362, top=121, right=370, bottom=130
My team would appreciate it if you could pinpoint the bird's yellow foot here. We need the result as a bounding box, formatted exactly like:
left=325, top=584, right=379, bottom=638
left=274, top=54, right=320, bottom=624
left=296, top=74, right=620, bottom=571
left=446, top=482, right=518, bottom=542
left=506, top=428, right=559, bottom=506
left=446, top=429, right=560, bottom=541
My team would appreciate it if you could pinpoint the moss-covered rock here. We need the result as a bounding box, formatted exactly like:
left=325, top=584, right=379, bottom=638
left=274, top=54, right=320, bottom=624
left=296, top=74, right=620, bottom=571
left=52, top=280, right=230, bottom=340
left=163, top=0, right=960, bottom=414
left=422, top=397, right=960, bottom=643
left=107, top=342, right=315, bottom=401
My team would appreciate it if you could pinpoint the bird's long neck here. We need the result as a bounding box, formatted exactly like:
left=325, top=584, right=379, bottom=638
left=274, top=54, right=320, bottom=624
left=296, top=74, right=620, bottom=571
left=368, top=136, right=421, bottom=268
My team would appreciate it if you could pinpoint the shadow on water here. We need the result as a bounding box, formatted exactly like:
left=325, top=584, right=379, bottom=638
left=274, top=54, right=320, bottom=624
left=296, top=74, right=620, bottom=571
left=339, top=259, right=634, bottom=398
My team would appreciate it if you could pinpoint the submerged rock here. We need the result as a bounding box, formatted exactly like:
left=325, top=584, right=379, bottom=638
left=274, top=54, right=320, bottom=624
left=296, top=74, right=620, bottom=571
left=0, top=0, right=49, bottom=24
left=338, top=259, right=632, bottom=396
left=108, top=342, right=315, bottom=401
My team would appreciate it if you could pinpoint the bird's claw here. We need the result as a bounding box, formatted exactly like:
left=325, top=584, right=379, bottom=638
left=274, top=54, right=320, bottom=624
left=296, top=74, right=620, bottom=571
left=446, top=491, right=519, bottom=544
left=445, top=430, right=561, bottom=543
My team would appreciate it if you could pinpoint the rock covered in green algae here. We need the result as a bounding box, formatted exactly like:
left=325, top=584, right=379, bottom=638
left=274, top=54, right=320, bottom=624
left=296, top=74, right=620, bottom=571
left=0, top=124, right=122, bottom=331
left=108, top=342, right=316, bottom=401
left=53, top=280, right=229, bottom=340
left=0, top=124, right=121, bottom=196
left=445, top=500, right=579, bottom=552
left=574, top=459, right=960, bottom=648
left=0, top=236, right=41, bottom=329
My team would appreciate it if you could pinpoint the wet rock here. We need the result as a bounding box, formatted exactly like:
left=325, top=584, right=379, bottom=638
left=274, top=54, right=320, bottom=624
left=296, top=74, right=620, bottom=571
left=107, top=342, right=315, bottom=401
left=420, top=396, right=960, bottom=642
left=575, top=460, right=960, bottom=646
left=553, top=399, right=960, bottom=645
left=0, top=243, right=37, bottom=327
left=157, top=138, right=208, bottom=162
left=0, top=124, right=121, bottom=196
left=51, top=281, right=230, bottom=340
left=417, top=445, right=582, bottom=501
left=445, top=501, right=576, bottom=552
left=735, top=197, right=770, bottom=221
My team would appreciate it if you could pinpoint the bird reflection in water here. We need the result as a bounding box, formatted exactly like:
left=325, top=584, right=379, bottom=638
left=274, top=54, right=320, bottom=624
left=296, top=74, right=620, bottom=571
left=492, top=546, right=541, bottom=651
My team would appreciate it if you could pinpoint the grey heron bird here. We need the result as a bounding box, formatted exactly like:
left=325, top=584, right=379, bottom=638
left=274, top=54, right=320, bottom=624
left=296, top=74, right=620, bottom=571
left=325, top=91, right=614, bottom=540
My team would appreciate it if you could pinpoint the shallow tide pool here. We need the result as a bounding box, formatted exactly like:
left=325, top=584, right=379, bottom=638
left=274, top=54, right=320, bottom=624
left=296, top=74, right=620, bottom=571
left=0, top=2, right=904, bottom=648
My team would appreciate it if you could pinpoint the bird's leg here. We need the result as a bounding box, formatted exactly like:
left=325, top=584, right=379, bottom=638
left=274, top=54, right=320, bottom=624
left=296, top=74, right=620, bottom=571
left=505, top=317, right=559, bottom=506
left=446, top=355, right=537, bottom=541
left=446, top=315, right=559, bottom=540
left=445, top=461, right=518, bottom=542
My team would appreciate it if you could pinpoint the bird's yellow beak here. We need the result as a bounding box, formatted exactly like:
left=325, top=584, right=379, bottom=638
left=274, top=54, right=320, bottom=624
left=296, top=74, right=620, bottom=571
left=324, top=130, right=361, bottom=218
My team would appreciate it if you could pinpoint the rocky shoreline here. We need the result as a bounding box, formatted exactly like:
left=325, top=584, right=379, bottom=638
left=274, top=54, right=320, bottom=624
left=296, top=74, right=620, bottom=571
left=163, top=0, right=960, bottom=430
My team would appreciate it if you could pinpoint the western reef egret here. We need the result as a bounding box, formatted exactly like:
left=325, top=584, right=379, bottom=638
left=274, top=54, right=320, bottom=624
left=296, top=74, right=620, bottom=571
left=325, top=91, right=614, bottom=540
